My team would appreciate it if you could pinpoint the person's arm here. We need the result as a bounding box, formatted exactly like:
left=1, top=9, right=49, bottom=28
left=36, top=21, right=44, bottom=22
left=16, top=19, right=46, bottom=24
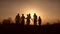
left=25, top=18, right=27, bottom=19
left=31, top=18, right=33, bottom=22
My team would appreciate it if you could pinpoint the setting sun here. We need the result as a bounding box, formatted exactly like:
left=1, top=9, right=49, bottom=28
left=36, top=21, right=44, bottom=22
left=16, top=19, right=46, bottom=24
left=25, top=8, right=38, bottom=18
left=0, top=0, right=59, bottom=34
left=23, top=8, right=42, bottom=25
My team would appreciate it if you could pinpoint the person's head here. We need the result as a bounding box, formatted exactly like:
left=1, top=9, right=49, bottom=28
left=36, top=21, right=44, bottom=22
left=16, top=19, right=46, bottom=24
left=27, top=14, right=28, bottom=16
left=34, top=13, right=36, bottom=15
left=39, top=16, right=41, bottom=19
left=22, top=14, right=24, bottom=16
left=17, top=13, right=20, bottom=16
left=29, top=13, right=31, bottom=16
left=39, top=16, right=40, bottom=17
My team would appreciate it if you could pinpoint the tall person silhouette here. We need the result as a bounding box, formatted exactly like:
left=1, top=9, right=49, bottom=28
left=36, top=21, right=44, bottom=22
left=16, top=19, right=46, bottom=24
left=33, top=13, right=37, bottom=25
left=26, top=14, right=31, bottom=25
left=21, top=14, right=25, bottom=25
left=15, top=13, right=20, bottom=24
left=38, top=16, right=41, bottom=26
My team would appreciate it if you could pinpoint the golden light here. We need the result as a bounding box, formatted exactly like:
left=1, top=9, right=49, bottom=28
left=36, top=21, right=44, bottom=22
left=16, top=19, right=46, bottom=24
left=21, top=7, right=44, bottom=25
left=26, top=9, right=38, bottom=18
left=25, top=8, right=38, bottom=25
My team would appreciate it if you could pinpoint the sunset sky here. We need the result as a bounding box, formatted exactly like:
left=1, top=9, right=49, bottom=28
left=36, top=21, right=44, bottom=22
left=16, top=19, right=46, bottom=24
left=0, top=0, right=60, bottom=25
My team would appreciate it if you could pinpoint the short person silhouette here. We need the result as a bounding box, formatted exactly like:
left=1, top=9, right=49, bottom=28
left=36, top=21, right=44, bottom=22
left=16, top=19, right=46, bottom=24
left=33, top=13, right=37, bottom=25
left=38, top=16, right=41, bottom=26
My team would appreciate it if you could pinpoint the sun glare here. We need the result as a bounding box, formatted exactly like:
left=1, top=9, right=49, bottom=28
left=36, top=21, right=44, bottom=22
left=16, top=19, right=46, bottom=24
left=26, top=9, right=38, bottom=18
left=31, top=13, right=34, bottom=18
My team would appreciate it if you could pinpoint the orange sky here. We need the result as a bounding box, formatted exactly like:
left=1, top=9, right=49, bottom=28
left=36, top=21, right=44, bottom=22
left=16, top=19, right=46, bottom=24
left=0, top=0, right=60, bottom=25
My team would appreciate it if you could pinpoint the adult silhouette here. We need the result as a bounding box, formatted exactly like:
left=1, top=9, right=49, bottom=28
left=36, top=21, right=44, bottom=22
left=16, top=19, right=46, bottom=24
left=38, top=16, right=41, bottom=26
left=21, top=14, right=25, bottom=25
left=33, top=13, right=37, bottom=25
left=15, top=13, right=20, bottom=24
left=26, top=14, right=31, bottom=25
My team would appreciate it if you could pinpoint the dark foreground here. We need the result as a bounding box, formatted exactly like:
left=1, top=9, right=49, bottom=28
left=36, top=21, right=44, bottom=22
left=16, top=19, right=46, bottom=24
left=0, top=24, right=60, bottom=34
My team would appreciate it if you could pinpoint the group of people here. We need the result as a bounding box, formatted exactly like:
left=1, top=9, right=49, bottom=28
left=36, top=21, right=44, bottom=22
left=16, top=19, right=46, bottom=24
left=15, top=13, right=41, bottom=26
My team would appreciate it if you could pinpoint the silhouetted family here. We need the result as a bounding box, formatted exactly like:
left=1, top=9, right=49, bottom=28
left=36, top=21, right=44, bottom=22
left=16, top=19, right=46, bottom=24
left=1, top=13, right=60, bottom=34
left=15, top=13, right=41, bottom=26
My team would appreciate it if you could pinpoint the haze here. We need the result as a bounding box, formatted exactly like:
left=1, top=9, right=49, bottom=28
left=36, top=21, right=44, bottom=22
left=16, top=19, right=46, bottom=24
left=0, top=0, right=60, bottom=25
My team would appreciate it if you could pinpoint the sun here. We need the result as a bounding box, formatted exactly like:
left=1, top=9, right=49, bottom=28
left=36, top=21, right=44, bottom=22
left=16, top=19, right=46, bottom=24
left=31, top=13, right=34, bottom=18
left=26, top=9, right=37, bottom=18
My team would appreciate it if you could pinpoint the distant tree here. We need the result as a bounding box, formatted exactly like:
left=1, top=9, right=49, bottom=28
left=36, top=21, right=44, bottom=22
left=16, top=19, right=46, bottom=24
left=58, top=19, right=60, bottom=23
left=2, top=19, right=6, bottom=24
left=46, top=22, right=50, bottom=25
left=2, top=19, right=10, bottom=24
left=8, top=17, right=13, bottom=24
left=15, top=13, right=20, bottom=24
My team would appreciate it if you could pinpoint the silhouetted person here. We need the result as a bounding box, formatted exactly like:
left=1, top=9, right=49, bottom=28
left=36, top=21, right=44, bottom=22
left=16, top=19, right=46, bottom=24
left=38, top=16, right=41, bottom=26
left=33, top=13, right=37, bottom=25
left=26, top=14, right=31, bottom=25
left=21, top=14, right=25, bottom=25
left=15, top=13, right=20, bottom=24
